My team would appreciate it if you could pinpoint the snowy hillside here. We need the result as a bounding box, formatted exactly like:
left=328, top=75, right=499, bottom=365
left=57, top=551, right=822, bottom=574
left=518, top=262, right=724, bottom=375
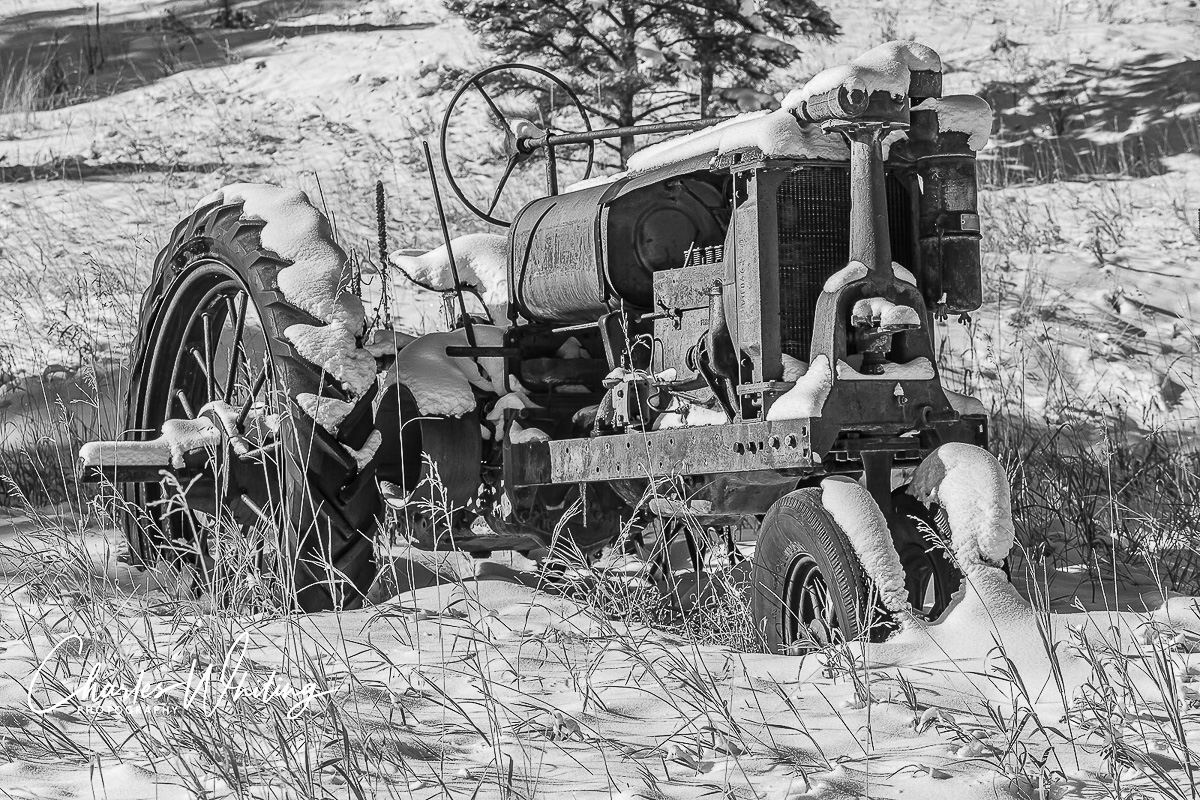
left=2, top=0, right=1197, bottom=423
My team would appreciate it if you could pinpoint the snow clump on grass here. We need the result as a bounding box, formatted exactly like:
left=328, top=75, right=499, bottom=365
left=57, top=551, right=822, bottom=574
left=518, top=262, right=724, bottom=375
left=390, top=233, right=510, bottom=322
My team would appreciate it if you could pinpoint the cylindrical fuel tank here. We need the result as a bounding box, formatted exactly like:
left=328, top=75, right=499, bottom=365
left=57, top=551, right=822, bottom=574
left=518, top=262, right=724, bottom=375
left=508, top=184, right=612, bottom=325
left=508, top=174, right=728, bottom=324
left=910, top=114, right=983, bottom=313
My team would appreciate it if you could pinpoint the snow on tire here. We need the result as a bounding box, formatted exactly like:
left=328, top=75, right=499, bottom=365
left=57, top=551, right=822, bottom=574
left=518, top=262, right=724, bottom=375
left=908, top=443, right=1015, bottom=574
left=124, top=184, right=381, bottom=612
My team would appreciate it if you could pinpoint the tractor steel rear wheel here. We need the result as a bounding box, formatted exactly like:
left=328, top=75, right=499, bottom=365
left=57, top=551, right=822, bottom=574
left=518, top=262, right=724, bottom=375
left=752, top=488, right=875, bottom=654
left=122, top=192, right=380, bottom=612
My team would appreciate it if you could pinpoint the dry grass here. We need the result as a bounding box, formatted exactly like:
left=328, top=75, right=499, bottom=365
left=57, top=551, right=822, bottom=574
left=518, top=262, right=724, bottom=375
left=0, top=54, right=54, bottom=140
left=930, top=165, right=1200, bottom=599
left=0, top=465, right=754, bottom=797
left=0, top=474, right=1196, bottom=797
left=0, top=294, right=1184, bottom=796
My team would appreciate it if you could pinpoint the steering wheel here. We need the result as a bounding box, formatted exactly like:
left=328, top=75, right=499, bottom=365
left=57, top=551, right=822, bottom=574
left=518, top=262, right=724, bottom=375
left=440, top=63, right=594, bottom=227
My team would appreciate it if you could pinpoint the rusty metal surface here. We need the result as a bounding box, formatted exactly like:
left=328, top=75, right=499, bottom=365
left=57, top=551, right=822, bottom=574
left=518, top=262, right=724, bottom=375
left=728, top=167, right=782, bottom=386
left=908, top=69, right=942, bottom=101
left=652, top=262, right=724, bottom=312
left=604, top=153, right=721, bottom=200
left=505, top=419, right=814, bottom=487
left=508, top=186, right=611, bottom=324
left=913, top=125, right=982, bottom=313
left=652, top=308, right=707, bottom=380
left=919, top=236, right=982, bottom=312
left=604, top=175, right=728, bottom=307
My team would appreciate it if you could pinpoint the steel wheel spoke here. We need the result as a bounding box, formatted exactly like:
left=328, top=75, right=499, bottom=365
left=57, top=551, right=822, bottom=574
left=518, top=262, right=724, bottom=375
left=223, top=292, right=249, bottom=404
left=473, top=80, right=512, bottom=134
left=487, top=156, right=519, bottom=216
left=165, top=298, right=206, bottom=422
left=189, top=347, right=212, bottom=387
left=138, top=266, right=287, bottom=595
left=201, top=312, right=216, bottom=401
left=174, top=390, right=195, bottom=419
left=237, top=365, right=270, bottom=430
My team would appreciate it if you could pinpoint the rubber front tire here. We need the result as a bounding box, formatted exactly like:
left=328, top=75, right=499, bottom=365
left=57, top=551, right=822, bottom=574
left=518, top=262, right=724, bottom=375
left=124, top=187, right=381, bottom=612
left=752, top=488, right=875, bottom=654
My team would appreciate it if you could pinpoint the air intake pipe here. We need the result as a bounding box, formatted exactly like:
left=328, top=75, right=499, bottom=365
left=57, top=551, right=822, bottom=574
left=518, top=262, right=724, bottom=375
left=909, top=97, right=989, bottom=314
left=704, top=280, right=740, bottom=417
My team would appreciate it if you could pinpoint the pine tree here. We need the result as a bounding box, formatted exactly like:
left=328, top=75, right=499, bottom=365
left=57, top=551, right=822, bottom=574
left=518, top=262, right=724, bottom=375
left=446, top=0, right=838, bottom=165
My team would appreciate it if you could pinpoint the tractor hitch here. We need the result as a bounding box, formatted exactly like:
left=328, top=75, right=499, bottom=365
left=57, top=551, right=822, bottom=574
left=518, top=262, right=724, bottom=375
left=78, top=403, right=279, bottom=485
left=78, top=438, right=198, bottom=484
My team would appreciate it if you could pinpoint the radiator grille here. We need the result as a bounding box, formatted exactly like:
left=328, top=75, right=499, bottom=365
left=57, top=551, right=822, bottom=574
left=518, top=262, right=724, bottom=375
left=777, top=167, right=914, bottom=361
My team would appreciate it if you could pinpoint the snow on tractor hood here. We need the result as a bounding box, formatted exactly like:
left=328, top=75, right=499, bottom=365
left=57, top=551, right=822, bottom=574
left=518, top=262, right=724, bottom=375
left=625, top=109, right=849, bottom=173
left=783, top=40, right=941, bottom=112
left=621, top=40, right=944, bottom=175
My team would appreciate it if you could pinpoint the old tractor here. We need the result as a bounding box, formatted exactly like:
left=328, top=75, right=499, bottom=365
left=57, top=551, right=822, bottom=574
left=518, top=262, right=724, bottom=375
left=79, top=41, right=998, bottom=653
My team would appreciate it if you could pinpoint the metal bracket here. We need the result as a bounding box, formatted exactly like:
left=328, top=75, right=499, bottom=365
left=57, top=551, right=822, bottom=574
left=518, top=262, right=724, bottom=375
left=505, top=419, right=814, bottom=486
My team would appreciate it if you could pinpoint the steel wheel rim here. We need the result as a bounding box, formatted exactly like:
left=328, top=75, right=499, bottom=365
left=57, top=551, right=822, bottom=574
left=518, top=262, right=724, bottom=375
left=136, top=260, right=282, bottom=571
left=783, top=554, right=838, bottom=650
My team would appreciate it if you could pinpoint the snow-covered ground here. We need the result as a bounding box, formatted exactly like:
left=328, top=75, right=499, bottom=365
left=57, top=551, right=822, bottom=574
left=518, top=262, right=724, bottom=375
left=0, top=483, right=1196, bottom=799
left=1, top=0, right=1200, bottom=796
